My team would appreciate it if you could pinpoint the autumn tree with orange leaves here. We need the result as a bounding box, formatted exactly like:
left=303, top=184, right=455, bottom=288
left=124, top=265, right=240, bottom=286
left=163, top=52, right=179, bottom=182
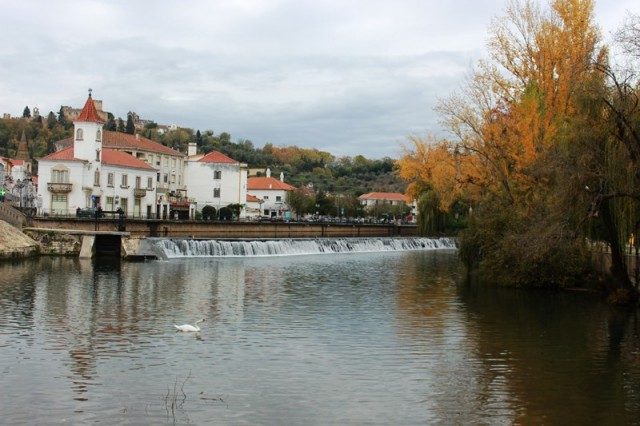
left=399, top=0, right=640, bottom=297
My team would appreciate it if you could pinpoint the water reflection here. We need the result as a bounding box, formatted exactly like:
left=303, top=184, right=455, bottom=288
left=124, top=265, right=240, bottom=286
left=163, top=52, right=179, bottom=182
left=457, top=281, right=640, bottom=424
left=0, top=253, right=638, bottom=424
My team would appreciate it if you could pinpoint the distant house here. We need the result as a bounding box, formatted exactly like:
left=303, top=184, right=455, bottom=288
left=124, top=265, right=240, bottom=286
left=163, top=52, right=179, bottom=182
left=184, top=143, right=248, bottom=218
left=247, top=169, right=295, bottom=219
left=358, top=192, right=416, bottom=221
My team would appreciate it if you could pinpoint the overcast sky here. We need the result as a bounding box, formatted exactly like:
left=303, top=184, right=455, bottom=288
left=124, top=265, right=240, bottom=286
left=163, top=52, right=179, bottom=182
left=0, top=0, right=637, bottom=159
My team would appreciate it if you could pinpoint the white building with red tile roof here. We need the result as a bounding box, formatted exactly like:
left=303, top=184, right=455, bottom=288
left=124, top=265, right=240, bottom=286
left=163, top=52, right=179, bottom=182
left=247, top=168, right=295, bottom=219
left=358, top=192, right=409, bottom=207
left=185, top=143, right=248, bottom=217
left=54, top=123, right=188, bottom=218
left=37, top=93, right=159, bottom=217
left=358, top=192, right=416, bottom=221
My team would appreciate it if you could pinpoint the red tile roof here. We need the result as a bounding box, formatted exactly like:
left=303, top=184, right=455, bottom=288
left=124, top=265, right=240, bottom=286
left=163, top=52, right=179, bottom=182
left=358, top=192, right=409, bottom=202
left=55, top=131, right=184, bottom=157
left=39, top=147, right=83, bottom=162
left=198, top=150, right=237, bottom=164
left=75, top=95, right=104, bottom=123
left=39, top=146, right=154, bottom=170
left=103, top=131, right=184, bottom=156
left=247, top=176, right=294, bottom=191
left=246, top=194, right=261, bottom=202
left=102, top=149, right=155, bottom=170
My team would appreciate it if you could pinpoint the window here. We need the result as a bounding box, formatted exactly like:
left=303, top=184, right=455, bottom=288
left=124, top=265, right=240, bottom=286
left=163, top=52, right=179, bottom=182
left=135, top=176, right=141, bottom=189
left=94, top=171, right=100, bottom=186
left=263, top=196, right=269, bottom=200
left=52, top=168, right=69, bottom=183
left=276, top=196, right=282, bottom=202
left=96, top=149, right=100, bottom=161
left=75, top=128, right=83, bottom=140
left=106, top=196, right=114, bottom=211
left=147, top=177, right=153, bottom=189
left=157, top=172, right=160, bottom=182
left=120, top=197, right=128, bottom=214
left=121, top=174, right=128, bottom=188
left=96, top=129, right=102, bottom=141
left=171, top=174, right=176, bottom=184
left=156, top=157, right=160, bottom=166
left=213, top=170, right=222, bottom=179
left=107, top=173, right=114, bottom=187
left=213, top=188, right=221, bottom=198
left=163, top=174, right=168, bottom=183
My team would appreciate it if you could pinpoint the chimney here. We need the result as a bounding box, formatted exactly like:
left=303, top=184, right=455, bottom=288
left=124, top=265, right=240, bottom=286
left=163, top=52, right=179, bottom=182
left=135, top=133, right=140, bottom=140
left=266, top=168, right=271, bottom=178
left=188, top=142, right=197, bottom=156
left=280, top=172, right=284, bottom=182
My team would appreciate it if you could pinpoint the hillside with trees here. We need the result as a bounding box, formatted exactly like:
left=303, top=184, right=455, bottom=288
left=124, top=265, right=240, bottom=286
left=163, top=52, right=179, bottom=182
left=0, top=109, right=405, bottom=211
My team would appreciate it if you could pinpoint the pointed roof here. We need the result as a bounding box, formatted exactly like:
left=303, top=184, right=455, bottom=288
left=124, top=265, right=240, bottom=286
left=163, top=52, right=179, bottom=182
left=247, top=176, right=295, bottom=191
left=197, top=150, right=237, bottom=164
left=16, top=130, right=30, bottom=161
left=75, top=94, right=104, bottom=123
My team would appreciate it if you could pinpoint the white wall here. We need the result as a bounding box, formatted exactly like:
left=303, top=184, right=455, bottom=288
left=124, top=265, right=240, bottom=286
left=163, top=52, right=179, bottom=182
left=37, top=159, right=156, bottom=215
left=248, top=188, right=290, bottom=217
left=185, top=162, right=247, bottom=217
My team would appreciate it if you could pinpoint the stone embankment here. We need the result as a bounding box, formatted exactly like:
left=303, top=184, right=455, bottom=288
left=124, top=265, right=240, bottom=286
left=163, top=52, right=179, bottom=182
left=0, top=220, right=39, bottom=259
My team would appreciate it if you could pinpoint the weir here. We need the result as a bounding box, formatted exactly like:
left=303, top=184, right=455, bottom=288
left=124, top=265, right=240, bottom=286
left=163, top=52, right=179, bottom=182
left=146, top=237, right=457, bottom=259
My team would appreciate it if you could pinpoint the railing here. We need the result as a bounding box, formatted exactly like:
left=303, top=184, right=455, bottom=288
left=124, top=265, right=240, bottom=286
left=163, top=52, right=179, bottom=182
left=133, top=188, right=147, bottom=197
left=47, top=182, right=73, bottom=193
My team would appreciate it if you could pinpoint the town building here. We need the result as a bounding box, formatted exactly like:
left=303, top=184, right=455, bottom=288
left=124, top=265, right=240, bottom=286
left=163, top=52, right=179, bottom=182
left=51, top=95, right=189, bottom=219
left=184, top=143, right=248, bottom=218
left=247, top=169, right=294, bottom=219
left=37, top=93, right=160, bottom=217
left=358, top=192, right=417, bottom=221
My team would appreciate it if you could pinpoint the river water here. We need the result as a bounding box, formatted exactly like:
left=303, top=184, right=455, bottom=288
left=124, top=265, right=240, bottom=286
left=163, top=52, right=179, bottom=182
left=0, top=243, right=639, bottom=424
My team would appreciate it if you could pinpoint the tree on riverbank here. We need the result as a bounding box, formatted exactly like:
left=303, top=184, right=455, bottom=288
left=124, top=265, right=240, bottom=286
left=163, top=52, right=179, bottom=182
left=398, top=0, right=640, bottom=299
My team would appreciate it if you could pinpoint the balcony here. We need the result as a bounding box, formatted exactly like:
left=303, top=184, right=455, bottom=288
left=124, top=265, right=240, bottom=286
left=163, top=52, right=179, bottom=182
left=47, top=182, right=72, bottom=193
left=133, top=188, right=147, bottom=198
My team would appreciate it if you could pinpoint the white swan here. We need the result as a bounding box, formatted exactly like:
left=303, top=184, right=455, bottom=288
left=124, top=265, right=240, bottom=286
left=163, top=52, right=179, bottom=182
left=174, top=318, right=205, bottom=332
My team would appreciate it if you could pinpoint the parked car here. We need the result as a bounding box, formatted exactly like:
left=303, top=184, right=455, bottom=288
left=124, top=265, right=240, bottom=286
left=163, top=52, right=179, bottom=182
left=76, top=207, right=104, bottom=218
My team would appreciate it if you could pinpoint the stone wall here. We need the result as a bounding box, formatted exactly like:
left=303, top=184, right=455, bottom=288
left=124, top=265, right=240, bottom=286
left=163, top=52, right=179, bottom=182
left=23, top=229, right=82, bottom=256
left=0, top=220, right=39, bottom=259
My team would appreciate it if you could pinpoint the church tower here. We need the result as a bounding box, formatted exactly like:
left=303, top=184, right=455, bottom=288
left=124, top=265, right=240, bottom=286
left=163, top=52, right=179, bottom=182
left=16, top=130, right=32, bottom=173
left=73, top=89, right=104, bottom=164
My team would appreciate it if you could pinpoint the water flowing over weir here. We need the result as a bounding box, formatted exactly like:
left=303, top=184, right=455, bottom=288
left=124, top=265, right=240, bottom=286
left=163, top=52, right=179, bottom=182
left=147, top=237, right=457, bottom=259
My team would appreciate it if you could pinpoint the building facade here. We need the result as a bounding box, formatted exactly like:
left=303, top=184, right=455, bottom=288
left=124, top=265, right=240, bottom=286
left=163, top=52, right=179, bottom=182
left=247, top=169, right=294, bottom=218
left=184, top=143, right=248, bottom=218
left=37, top=93, right=158, bottom=217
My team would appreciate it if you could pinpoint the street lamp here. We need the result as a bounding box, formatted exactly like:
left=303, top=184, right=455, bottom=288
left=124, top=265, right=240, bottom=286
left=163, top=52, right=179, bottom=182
left=15, top=179, right=25, bottom=208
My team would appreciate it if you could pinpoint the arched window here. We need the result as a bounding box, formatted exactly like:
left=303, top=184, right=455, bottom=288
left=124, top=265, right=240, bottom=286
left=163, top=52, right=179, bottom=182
left=76, top=128, right=84, bottom=141
left=96, top=129, right=102, bottom=142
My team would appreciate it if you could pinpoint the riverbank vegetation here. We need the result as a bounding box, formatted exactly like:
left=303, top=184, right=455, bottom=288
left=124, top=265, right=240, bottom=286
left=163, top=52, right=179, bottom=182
left=398, top=0, right=640, bottom=301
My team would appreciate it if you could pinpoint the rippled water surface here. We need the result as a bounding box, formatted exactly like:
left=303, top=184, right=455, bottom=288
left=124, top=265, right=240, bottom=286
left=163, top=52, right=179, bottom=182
left=1, top=251, right=639, bottom=424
